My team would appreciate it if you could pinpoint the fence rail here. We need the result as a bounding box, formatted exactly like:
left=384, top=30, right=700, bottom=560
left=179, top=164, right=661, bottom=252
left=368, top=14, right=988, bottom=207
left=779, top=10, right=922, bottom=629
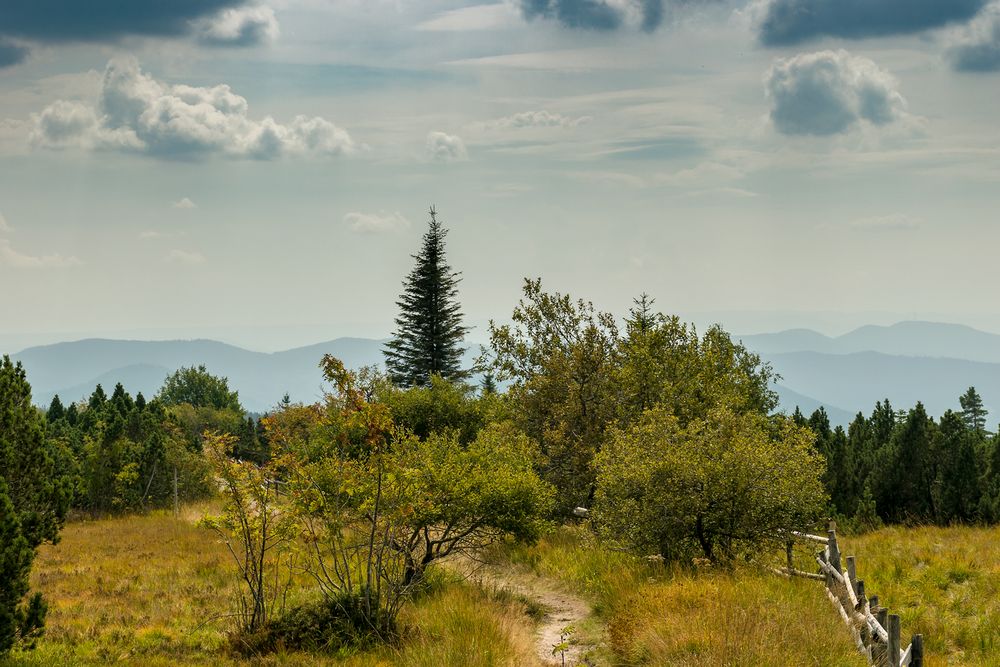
left=781, top=521, right=923, bottom=667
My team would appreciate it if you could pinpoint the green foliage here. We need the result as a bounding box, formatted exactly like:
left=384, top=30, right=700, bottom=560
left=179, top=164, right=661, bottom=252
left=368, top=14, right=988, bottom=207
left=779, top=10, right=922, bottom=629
left=226, top=355, right=554, bottom=643
left=485, top=282, right=781, bottom=518
left=486, top=278, right=619, bottom=514
left=379, top=375, right=485, bottom=444
left=960, top=386, right=988, bottom=434
left=157, top=365, right=242, bottom=412
left=0, top=479, right=46, bottom=655
left=594, top=407, right=826, bottom=563
left=384, top=207, right=469, bottom=387
left=0, top=357, right=72, bottom=656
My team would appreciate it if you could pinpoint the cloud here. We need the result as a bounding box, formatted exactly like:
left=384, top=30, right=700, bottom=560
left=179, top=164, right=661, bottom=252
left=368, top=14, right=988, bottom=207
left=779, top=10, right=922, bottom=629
left=0, top=39, right=29, bottom=68
left=0, top=213, right=10, bottom=233
left=850, top=214, right=921, bottom=231
left=517, top=0, right=670, bottom=32
left=0, top=238, right=81, bottom=268
left=30, top=57, right=356, bottom=160
left=344, top=211, right=411, bottom=234
left=759, top=0, right=989, bottom=46
left=764, top=50, right=908, bottom=136
left=947, top=3, right=1000, bottom=72
left=166, top=249, right=207, bottom=265
left=484, top=110, right=591, bottom=129
left=426, top=131, right=468, bottom=162
left=173, top=197, right=197, bottom=209
left=0, top=0, right=248, bottom=43
left=194, top=5, right=279, bottom=47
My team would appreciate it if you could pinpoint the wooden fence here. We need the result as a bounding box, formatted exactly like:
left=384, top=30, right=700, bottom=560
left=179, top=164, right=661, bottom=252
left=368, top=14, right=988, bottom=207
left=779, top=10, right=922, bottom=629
left=778, top=521, right=924, bottom=667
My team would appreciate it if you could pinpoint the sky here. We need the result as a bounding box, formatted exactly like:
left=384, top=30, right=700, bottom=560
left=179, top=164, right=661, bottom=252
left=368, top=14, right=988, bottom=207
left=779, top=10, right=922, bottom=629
left=2, top=0, right=1000, bottom=352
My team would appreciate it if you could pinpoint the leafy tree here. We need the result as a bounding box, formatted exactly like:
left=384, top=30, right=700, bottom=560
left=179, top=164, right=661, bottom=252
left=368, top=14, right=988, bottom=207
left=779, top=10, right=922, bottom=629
left=379, top=374, right=485, bottom=444
left=236, top=355, right=553, bottom=638
left=0, top=357, right=72, bottom=654
left=594, top=407, right=825, bottom=563
left=485, top=278, right=619, bottom=514
left=384, top=207, right=469, bottom=387
left=157, top=365, right=242, bottom=412
left=960, top=386, right=988, bottom=434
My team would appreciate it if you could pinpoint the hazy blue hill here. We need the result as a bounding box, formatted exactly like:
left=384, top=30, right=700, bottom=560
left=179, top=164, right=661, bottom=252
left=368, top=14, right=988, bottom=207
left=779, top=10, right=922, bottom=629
left=835, top=321, right=1000, bottom=362
left=14, top=337, right=480, bottom=413
left=739, top=329, right=837, bottom=355
left=773, top=384, right=854, bottom=427
left=766, top=351, right=1000, bottom=419
left=13, top=339, right=261, bottom=394
left=742, top=321, right=1000, bottom=363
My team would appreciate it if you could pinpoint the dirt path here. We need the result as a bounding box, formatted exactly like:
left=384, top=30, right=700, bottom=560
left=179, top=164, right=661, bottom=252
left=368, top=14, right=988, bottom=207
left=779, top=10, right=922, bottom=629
left=459, top=561, right=595, bottom=666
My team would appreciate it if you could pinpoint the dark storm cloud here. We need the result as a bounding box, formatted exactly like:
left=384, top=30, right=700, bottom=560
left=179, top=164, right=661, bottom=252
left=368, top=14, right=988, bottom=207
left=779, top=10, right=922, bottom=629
left=0, top=40, right=29, bottom=68
left=519, top=0, right=668, bottom=32
left=948, top=6, right=1000, bottom=72
left=760, top=0, right=990, bottom=46
left=0, top=0, right=248, bottom=43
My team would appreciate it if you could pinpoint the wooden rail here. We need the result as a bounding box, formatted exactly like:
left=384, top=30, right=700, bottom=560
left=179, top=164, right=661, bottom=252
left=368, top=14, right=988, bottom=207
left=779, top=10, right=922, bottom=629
left=783, top=521, right=923, bottom=667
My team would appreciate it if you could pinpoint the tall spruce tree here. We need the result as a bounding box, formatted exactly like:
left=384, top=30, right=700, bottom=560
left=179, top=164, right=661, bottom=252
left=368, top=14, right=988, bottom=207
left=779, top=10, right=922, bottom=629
left=384, top=206, right=469, bottom=387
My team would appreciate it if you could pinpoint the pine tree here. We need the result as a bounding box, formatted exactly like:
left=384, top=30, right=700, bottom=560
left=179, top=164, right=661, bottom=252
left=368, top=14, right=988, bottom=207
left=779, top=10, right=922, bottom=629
left=46, top=395, right=65, bottom=422
left=384, top=206, right=469, bottom=387
left=0, top=356, right=72, bottom=654
left=481, top=372, right=497, bottom=396
left=960, top=386, right=988, bottom=434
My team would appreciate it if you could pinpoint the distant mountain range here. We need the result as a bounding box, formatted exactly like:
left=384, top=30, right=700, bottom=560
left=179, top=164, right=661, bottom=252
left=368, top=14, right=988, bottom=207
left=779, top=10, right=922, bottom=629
left=13, top=338, right=395, bottom=413
left=10, top=320, right=1000, bottom=425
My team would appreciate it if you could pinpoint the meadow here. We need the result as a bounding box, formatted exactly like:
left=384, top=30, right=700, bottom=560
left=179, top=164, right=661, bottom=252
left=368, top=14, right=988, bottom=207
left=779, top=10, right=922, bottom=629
left=7, top=502, right=1000, bottom=666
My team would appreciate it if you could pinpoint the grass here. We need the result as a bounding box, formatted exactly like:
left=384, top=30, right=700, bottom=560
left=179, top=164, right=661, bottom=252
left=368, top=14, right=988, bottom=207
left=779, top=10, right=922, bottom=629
left=842, top=525, right=1000, bottom=667
left=16, top=505, right=992, bottom=666
left=490, top=526, right=869, bottom=666
left=2, top=504, right=537, bottom=667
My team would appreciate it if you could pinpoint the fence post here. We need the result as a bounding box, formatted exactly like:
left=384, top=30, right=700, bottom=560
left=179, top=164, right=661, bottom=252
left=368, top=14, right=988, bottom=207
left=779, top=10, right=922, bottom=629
left=846, top=555, right=858, bottom=593
left=911, top=634, right=924, bottom=667
left=827, top=520, right=842, bottom=574
left=874, top=608, right=889, bottom=667
left=888, top=614, right=901, bottom=667
left=870, top=595, right=880, bottom=612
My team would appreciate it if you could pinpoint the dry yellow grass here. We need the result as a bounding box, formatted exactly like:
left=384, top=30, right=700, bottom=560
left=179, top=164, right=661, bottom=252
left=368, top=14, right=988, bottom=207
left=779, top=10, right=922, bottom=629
left=843, top=525, right=1000, bottom=667
left=2, top=506, right=539, bottom=667
left=493, top=526, right=868, bottom=666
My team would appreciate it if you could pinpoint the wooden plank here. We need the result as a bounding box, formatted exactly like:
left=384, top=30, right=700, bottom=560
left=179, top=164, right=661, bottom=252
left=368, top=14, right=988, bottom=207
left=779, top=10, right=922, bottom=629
left=901, top=643, right=912, bottom=666
left=867, top=611, right=889, bottom=643
left=790, top=530, right=830, bottom=544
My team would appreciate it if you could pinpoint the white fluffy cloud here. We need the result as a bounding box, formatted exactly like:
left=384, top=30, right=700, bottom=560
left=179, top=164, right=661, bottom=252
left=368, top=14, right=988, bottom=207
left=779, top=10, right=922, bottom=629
left=194, top=5, right=280, bottom=47
left=426, top=131, right=467, bottom=162
left=344, top=211, right=411, bottom=234
left=31, top=57, right=356, bottom=160
left=173, top=197, right=197, bottom=209
left=764, top=50, right=908, bottom=136
left=0, top=238, right=81, bottom=268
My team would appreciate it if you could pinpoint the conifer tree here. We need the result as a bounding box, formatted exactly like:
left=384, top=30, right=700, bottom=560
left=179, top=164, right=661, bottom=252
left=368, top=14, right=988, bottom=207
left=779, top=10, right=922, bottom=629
left=0, top=356, right=72, bottom=654
left=960, top=386, right=988, bottom=434
left=384, top=206, right=469, bottom=387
